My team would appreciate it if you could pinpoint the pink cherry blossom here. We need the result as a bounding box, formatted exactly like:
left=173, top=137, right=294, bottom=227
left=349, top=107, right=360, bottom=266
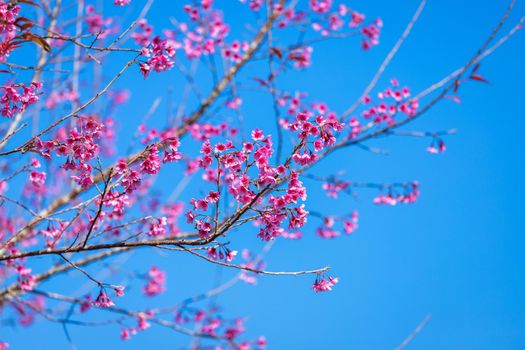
left=143, top=266, right=166, bottom=297
left=93, top=290, right=115, bottom=308
left=312, top=275, right=339, bottom=292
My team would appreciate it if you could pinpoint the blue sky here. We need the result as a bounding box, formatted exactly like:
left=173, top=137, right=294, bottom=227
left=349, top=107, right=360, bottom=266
left=3, top=0, right=525, bottom=349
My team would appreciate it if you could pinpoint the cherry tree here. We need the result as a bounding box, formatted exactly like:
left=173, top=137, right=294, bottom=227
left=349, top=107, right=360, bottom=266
left=0, top=0, right=521, bottom=349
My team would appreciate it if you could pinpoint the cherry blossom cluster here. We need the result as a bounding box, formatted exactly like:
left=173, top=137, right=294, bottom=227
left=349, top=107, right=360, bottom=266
left=272, top=79, right=420, bottom=146
left=373, top=182, right=420, bottom=206
left=85, top=5, right=115, bottom=38
left=133, top=2, right=230, bottom=66
left=188, top=122, right=233, bottom=141
left=287, top=112, right=344, bottom=165
left=93, top=289, right=116, bottom=308
left=114, top=0, right=131, bottom=6
left=0, top=82, right=41, bottom=118
left=15, top=264, right=36, bottom=292
left=207, top=244, right=238, bottom=262
left=316, top=211, right=358, bottom=239
left=316, top=174, right=421, bottom=206
left=308, top=1, right=383, bottom=50
left=0, top=1, right=19, bottom=37
left=276, top=94, right=342, bottom=135
left=360, top=18, right=383, bottom=50
left=242, top=0, right=383, bottom=53
left=172, top=305, right=267, bottom=348
left=360, top=78, right=419, bottom=128
left=78, top=285, right=124, bottom=312
left=143, top=266, right=166, bottom=297
left=223, top=40, right=250, bottom=64
left=120, top=312, right=153, bottom=340
left=139, top=37, right=176, bottom=78
left=34, top=117, right=105, bottom=188
left=322, top=178, right=349, bottom=198
left=181, top=125, right=313, bottom=243
left=312, top=273, right=339, bottom=292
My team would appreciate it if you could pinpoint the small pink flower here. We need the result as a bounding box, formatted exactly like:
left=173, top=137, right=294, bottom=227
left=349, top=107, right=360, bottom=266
left=251, top=128, right=264, bottom=141
left=309, top=0, right=333, bottom=13
left=343, top=211, right=359, bottom=234
left=114, top=285, right=125, bottom=297
left=137, top=314, right=151, bottom=330
left=439, top=140, right=446, bottom=153
left=31, top=158, right=41, bottom=168
left=140, top=145, right=161, bottom=174
left=147, top=217, right=167, bottom=237
left=80, top=295, right=92, bottom=312
left=191, top=198, right=209, bottom=211
left=312, top=275, right=338, bottom=292
left=120, top=328, right=131, bottom=340
left=350, top=11, right=365, bottom=27
left=115, top=159, right=128, bottom=174
left=29, top=171, right=46, bottom=188
left=93, top=290, right=115, bottom=308
left=206, top=191, right=220, bottom=203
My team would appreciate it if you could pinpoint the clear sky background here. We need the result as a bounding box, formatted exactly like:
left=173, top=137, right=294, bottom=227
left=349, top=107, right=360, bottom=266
left=3, top=0, right=525, bottom=349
